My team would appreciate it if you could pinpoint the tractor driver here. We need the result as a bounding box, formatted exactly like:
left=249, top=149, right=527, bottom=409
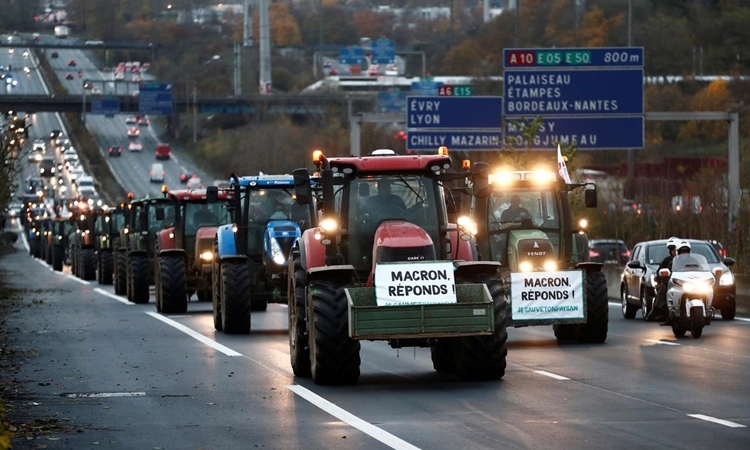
left=500, top=194, right=531, bottom=223
left=363, top=178, right=406, bottom=216
left=191, top=204, right=217, bottom=227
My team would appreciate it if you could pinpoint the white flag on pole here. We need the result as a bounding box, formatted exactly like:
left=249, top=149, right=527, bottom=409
left=557, top=144, right=572, bottom=184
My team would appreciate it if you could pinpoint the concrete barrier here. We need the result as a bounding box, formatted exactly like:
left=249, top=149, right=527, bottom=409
left=601, top=264, right=750, bottom=316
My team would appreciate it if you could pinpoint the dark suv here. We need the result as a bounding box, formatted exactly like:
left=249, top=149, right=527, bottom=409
left=588, top=239, right=630, bottom=265
left=620, top=239, right=736, bottom=321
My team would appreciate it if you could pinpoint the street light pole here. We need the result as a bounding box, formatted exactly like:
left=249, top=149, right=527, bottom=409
left=192, top=85, right=197, bottom=143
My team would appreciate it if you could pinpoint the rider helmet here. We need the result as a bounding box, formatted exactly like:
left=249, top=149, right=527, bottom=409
left=677, top=240, right=691, bottom=254
left=666, top=236, right=679, bottom=249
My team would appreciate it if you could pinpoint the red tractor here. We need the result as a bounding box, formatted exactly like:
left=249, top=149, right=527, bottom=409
left=288, top=149, right=509, bottom=385
left=153, top=187, right=233, bottom=313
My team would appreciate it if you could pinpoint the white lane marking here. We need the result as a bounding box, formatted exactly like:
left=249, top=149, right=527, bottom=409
left=287, top=385, right=422, bottom=450
left=736, top=318, right=750, bottom=323
left=19, top=226, right=30, bottom=252
left=94, top=288, right=132, bottom=305
left=34, top=258, right=47, bottom=268
left=534, top=370, right=570, bottom=380
left=687, top=414, right=746, bottom=428
left=66, top=274, right=89, bottom=285
left=65, top=391, right=146, bottom=398
left=645, top=339, right=681, bottom=346
left=608, top=302, right=621, bottom=306
left=144, top=311, right=242, bottom=357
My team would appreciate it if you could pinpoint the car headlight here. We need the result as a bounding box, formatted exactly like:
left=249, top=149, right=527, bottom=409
left=270, top=238, right=285, bottom=265
left=200, top=251, right=213, bottom=262
left=720, top=272, right=734, bottom=286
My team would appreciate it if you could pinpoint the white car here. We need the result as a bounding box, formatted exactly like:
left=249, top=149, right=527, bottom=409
left=150, top=163, right=165, bottom=183
left=32, top=139, right=46, bottom=151
left=68, top=164, right=85, bottom=183
left=128, top=142, right=143, bottom=152
left=78, top=186, right=97, bottom=199
left=63, top=149, right=78, bottom=164
left=187, top=177, right=203, bottom=189
left=125, top=115, right=137, bottom=124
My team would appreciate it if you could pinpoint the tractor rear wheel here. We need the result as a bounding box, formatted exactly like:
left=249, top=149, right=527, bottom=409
left=100, top=251, right=113, bottom=285
left=81, top=248, right=97, bottom=281
left=159, top=256, right=187, bottom=314
left=220, top=262, right=251, bottom=334
left=52, top=245, right=64, bottom=272
left=129, top=255, right=150, bottom=304
left=197, top=289, right=211, bottom=302
left=251, top=297, right=268, bottom=311
left=309, top=280, right=360, bottom=385
left=114, top=251, right=127, bottom=295
left=455, top=276, right=509, bottom=380
left=288, top=253, right=310, bottom=377
left=431, top=340, right=459, bottom=373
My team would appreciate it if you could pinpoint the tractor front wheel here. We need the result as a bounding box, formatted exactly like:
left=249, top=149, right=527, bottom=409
left=158, top=256, right=187, bottom=314
left=220, top=262, right=251, bottom=334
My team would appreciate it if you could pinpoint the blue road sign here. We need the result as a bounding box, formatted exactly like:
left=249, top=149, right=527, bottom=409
left=504, top=47, right=644, bottom=68
left=504, top=116, right=644, bottom=150
left=410, top=79, right=443, bottom=95
left=371, top=38, right=395, bottom=64
left=407, top=96, right=503, bottom=129
left=91, top=98, right=120, bottom=115
left=339, top=46, right=364, bottom=65
left=138, top=82, right=173, bottom=115
left=377, top=91, right=407, bottom=114
left=407, top=131, right=503, bottom=151
left=503, top=69, right=643, bottom=117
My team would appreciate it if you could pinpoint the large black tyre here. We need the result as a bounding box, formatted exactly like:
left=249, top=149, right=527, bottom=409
left=100, top=251, right=113, bottom=285
left=114, top=251, right=127, bottom=295
left=211, top=259, right=222, bottom=331
left=621, top=284, right=637, bottom=319
left=220, top=262, right=252, bottom=334
left=81, top=248, right=97, bottom=280
left=553, top=323, right=578, bottom=341
left=288, top=253, right=310, bottom=377
left=129, top=255, right=150, bottom=304
left=455, top=276, right=509, bottom=380
left=52, top=245, right=64, bottom=272
left=70, top=246, right=78, bottom=276
left=577, top=271, right=609, bottom=343
left=309, top=280, right=361, bottom=385
left=31, top=240, right=41, bottom=259
left=721, top=301, right=736, bottom=320
left=158, top=256, right=187, bottom=314
left=690, top=306, right=704, bottom=338
left=197, top=289, right=211, bottom=302
left=431, top=340, right=459, bottom=373
left=672, top=323, right=687, bottom=338
left=45, top=243, right=52, bottom=265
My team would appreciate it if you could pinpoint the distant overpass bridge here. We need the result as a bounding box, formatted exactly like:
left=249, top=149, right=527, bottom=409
left=0, top=41, right=154, bottom=51
left=0, top=94, right=375, bottom=116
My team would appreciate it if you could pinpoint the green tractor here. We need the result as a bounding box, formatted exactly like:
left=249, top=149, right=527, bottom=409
left=44, top=215, right=73, bottom=271
left=468, top=165, right=608, bottom=343
left=68, top=201, right=99, bottom=281
left=115, top=193, right=175, bottom=303
left=93, top=205, right=126, bottom=285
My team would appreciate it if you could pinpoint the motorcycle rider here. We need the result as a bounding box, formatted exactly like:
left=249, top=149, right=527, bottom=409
left=648, top=236, right=679, bottom=322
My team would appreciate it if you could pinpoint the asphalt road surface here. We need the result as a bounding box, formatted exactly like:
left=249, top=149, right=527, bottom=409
left=2, top=230, right=749, bottom=449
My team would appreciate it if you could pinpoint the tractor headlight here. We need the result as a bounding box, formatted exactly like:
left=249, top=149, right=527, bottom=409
left=519, top=261, right=533, bottom=272
left=200, top=251, right=214, bottom=262
left=720, top=272, right=734, bottom=286
left=270, top=238, right=285, bottom=265
left=168, top=232, right=174, bottom=239
left=319, top=218, right=338, bottom=233
left=457, top=216, right=477, bottom=238
left=543, top=260, right=557, bottom=271
left=57, top=236, right=62, bottom=240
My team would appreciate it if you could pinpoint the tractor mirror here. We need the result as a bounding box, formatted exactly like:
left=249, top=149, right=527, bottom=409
left=138, top=211, right=148, bottom=230
left=572, top=233, right=588, bottom=262
left=206, top=186, right=218, bottom=203
left=585, top=188, right=597, bottom=208
left=471, top=162, right=490, bottom=199
left=155, top=206, right=165, bottom=221
left=293, top=168, right=312, bottom=205
left=658, top=268, right=670, bottom=278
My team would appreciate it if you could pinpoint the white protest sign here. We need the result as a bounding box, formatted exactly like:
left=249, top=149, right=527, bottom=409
left=510, top=270, right=585, bottom=320
left=374, top=261, right=457, bottom=307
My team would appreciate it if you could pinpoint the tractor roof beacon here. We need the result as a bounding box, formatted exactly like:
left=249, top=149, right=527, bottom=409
left=211, top=174, right=319, bottom=334
left=288, top=147, right=509, bottom=385
left=468, top=164, right=608, bottom=343
left=154, top=187, right=234, bottom=314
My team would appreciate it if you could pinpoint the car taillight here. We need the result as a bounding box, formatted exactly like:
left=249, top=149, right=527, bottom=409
left=150, top=171, right=153, bottom=176
left=622, top=250, right=631, bottom=258
left=589, top=250, right=600, bottom=258
left=720, top=250, right=727, bottom=257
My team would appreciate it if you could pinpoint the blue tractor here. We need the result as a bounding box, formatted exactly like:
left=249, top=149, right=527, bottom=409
left=211, top=174, right=317, bottom=334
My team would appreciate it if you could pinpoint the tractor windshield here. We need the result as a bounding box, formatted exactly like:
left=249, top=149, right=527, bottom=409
left=184, top=202, right=232, bottom=235
left=245, top=188, right=309, bottom=256
left=148, top=203, right=176, bottom=234
left=342, top=174, right=441, bottom=272
left=486, top=189, right=561, bottom=265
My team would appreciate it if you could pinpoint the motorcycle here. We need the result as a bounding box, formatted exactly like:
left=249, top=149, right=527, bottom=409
left=659, top=253, right=722, bottom=338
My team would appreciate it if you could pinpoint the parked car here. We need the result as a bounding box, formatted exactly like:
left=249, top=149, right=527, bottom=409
left=620, top=239, right=736, bottom=321
left=588, top=239, right=630, bottom=265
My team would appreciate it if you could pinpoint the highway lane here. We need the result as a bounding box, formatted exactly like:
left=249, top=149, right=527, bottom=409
left=6, top=245, right=750, bottom=449
left=45, top=46, right=215, bottom=198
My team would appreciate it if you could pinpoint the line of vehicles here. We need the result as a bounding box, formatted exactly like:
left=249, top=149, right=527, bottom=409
left=21, top=145, right=629, bottom=386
